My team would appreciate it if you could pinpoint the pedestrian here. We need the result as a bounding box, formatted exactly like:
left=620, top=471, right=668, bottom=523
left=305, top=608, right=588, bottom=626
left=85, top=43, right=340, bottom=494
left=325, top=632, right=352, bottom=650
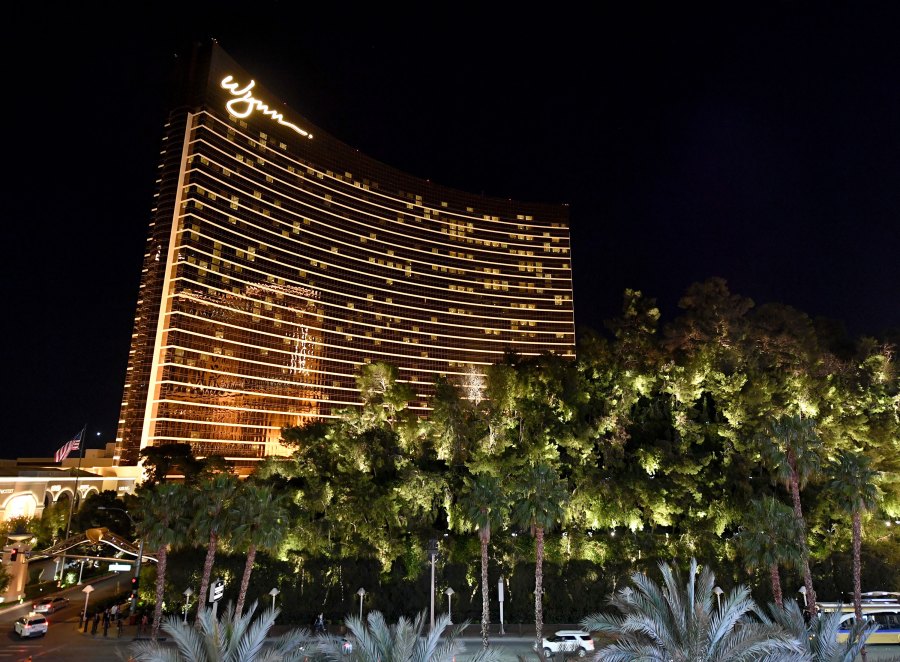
left=103, top=609, right=110, bottom=637
left=315, top=612, right=325, bottom=634
left=83, top=611, right=91, bottom=633
left=140, top=613, right=149, bottom=636
left=79, top=608, right=86, bottom=630
left=111, top=603, right=119, bottom=622
left=117, top=615, right=124, bottom=638
left=91, top=611, right=100, bottom=635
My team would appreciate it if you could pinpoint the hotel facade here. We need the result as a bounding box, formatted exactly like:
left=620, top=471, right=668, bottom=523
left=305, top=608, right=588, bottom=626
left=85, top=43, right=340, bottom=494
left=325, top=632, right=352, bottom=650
left=115, top=41, right=575, bottom=467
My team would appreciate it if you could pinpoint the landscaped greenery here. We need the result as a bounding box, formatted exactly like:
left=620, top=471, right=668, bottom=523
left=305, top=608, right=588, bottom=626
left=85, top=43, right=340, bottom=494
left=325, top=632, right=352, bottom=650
left=17, top=279, right=900, bottom=644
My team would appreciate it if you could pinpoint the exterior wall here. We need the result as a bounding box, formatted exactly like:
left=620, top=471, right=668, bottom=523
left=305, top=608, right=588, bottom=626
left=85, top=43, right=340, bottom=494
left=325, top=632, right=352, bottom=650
left=116, top=42, right=576, bottom=466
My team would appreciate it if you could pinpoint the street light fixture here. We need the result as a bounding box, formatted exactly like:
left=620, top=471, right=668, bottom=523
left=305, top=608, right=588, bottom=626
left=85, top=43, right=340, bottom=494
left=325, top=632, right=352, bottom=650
left=98, top=506, right=144, bottom=615
left=713, top=586, right=723, bottom=610
left=269, top=587, right=280, bottom=612
left=82, top=584, right=94, bottom=624
left=357, top=587, right=366, bottom=621
left=427, top=538, right=439, bottom=631
left=444, top=587, right=454, bottom=624
left=183, top=587, right=194, bottom=623
left=798, top=586, right=808, bottom=607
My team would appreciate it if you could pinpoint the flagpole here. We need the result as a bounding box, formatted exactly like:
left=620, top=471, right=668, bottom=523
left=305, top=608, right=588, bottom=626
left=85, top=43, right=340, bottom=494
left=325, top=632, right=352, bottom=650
left=59, top=423, right=87, bottom=586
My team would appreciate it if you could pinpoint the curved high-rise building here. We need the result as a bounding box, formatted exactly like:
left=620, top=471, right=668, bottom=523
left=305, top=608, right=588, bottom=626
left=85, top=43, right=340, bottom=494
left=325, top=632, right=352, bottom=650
left=115, top=41, right=575, bottom=467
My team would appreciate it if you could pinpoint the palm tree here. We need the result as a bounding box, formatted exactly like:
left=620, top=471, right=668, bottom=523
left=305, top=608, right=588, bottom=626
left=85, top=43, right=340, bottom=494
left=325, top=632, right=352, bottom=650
left=191, top=472, right=240, bottom=625
left=129, top=600, right=311, bottom=661
left=315, top=610, right=499, bottom=662
left=581, top=557, right=805, bottom=661
left=827, top=449, right=880, bottom=660
left=455, top=472, right=507, bottom=649
left=733, top=495, right=803, bottom=606
left=134, top=482, right=191, bottom=640
left=761, top=597, right=899, bottom=662
left=761, top=414, right=823, bottom=614
left=511, top=463, right=569, bottom=651
left=231, top=483, right=289, bottom=617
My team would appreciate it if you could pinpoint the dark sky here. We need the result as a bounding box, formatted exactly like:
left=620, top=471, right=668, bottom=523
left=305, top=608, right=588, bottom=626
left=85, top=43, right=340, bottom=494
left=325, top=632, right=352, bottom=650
left=3, top=3, right=898, bottom=459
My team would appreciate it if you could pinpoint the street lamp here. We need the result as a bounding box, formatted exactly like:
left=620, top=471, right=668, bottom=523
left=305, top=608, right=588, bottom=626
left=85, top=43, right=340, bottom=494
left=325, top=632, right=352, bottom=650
left=444, top=587, right=454, bottom=624
left=98, top=506, right=144, bottom=615
left=82, top=584, right=94, bottom=625
left=427, top=538, right=439, bottom=631
left=713, top=586, right=723, bottom=610
left=269, top=587, right=280, bottom=612
left=183, top=588, right=194, bottom=623
left=498, top=576, right=505, bottom=635
left=357, top=587, right=366, bottom=621
left=798, top=586, right=808, bottom=607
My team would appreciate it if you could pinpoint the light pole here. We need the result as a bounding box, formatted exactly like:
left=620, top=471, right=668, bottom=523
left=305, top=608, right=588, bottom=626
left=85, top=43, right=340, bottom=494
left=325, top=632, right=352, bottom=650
left=444, top=587, right=454, bottom=624
left=498, top=576, right=505, bottom=635
left=183, top=588, right=194, bottom=623
left=98, top=506, right=144, bottom=615
left=269, top=587, right=280, bottom=612
left=357, top=587, right=366, bottom=621
left=427, top=538, right=439, bottom=631
left=82, top=584, right=94, bottom=623
left=713, top=586, right=723, bottom=610
left=798, top=586, right=808, bottom=607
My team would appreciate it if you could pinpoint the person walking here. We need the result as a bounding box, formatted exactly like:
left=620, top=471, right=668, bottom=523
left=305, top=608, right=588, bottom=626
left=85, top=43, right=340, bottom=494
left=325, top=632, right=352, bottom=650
left=117, top=615, right=124, bottom=638
left=140, top=613, right=149, bottom=636
left=91, top=611, right=100, bottom=635
left=315, top=612, right=325, bottom=634
left=102, top=609, right=110, bottom=637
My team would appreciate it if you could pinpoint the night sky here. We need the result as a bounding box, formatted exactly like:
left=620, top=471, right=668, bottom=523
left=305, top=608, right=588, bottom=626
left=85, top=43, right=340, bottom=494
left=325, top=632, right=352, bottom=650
left=3, top=3, right=898, bottom=459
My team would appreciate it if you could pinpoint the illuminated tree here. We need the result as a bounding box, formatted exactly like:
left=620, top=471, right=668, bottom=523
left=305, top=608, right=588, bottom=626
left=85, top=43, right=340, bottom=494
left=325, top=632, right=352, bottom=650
left=759, top=414, right=823, bottom=615
left=231, top=482, right=289, bottom=617
left=512, top=462, right=569, bottom=650
left=191, top=472, right=240, bottom=625
left=826, top=449, right=880, bottom=659
left=454, top=472, right=507, bottom=649
left=733, top=495, right=803, bottom=606
left=134, top=482, right=191, bottom=639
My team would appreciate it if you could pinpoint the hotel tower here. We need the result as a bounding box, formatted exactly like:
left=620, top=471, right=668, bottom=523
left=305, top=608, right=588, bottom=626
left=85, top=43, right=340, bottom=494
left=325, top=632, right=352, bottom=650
left=115, top=41, right=575, bottom=467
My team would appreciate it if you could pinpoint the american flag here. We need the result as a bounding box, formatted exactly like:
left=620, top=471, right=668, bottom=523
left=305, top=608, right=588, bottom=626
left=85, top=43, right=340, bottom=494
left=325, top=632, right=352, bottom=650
left=54, top=430, right=82, bottom=463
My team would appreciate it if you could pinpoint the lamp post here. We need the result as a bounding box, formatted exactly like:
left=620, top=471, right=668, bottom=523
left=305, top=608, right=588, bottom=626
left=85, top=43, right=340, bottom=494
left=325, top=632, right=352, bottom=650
left=498, top=576, right=505, bottom=635
left=713, top=586, right=723, bottom=610
left=357, top=587, right=366, bottom=621
left=182, top=587, right=194, bottom=623
left=444, top=587, right=454, bottom=624
left=427, top=538, right=439, bottom=631
left=98, top=506, right=144, bottom=615
left=269, top=587, right=280, bottom=612
left=798, top=586, right=808, bottom=607
left=82, top=584, right=94, bottom=625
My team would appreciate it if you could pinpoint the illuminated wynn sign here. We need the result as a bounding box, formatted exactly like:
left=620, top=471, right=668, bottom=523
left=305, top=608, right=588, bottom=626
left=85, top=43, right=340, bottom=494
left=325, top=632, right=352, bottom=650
left=221, top=75, right=313, bottom=139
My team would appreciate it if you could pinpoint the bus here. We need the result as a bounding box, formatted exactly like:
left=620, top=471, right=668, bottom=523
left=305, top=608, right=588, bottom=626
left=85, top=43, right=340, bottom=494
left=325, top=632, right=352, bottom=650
left=817, top=593, right=900, bottom=645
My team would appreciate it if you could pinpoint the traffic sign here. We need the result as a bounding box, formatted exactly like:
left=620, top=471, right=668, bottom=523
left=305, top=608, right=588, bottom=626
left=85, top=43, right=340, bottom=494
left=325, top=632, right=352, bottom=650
left=110, top=563, right=132, bottom=572
left=210, top=578, right=225, bottom=603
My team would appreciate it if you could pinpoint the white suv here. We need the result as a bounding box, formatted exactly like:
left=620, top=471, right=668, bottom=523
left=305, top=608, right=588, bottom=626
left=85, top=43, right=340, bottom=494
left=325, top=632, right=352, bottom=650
left=541, top=630, right=595, bottom=658
left=15, top=613, right=48, bottom=638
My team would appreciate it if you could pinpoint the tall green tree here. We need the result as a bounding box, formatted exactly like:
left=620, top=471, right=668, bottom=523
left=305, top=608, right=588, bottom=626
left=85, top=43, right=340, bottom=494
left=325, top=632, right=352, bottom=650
left=827, top=449, right=880, bottom=660
left=760, top=414, right=823, bottom=615
left=512, top=463, right=569, bottom=650
left=232, top=483, right=290, bottom=617
left=134, top=482, right=191, bottom=639
left=454, top=472, right=507, bottom=649
left=733, top=495, right=803, bottom=607
left=191, top=472, right=240, bottom=625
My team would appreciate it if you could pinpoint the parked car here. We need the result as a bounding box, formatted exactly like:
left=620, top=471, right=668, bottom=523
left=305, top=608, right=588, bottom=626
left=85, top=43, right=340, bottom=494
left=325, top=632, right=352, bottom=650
left=32, top=596, right=70, bottom=613
left=540, top=630, right=595, bottom=658
left=15, top=613, right=48, bottom=638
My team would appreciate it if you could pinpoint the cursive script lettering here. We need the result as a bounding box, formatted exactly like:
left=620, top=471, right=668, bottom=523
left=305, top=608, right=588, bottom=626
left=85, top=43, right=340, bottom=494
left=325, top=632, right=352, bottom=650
left=221, top=75, right=313, bottom=139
